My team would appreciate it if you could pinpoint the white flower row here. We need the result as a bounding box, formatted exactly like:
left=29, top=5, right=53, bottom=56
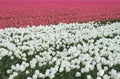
left=0, top=22, right=120, bottom=79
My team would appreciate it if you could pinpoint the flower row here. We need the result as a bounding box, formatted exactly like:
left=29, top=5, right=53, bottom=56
left=0, top=22, right=120, bottom=79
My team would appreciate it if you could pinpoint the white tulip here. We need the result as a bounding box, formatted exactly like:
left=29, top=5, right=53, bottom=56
left=13, top=72, right=18, bottom=77
left=96, top=77, right=101, bottom=79
left=87, top=75, right=92, bottom=79
left=32, top=74, right=38, bottom=79
left=103, top=74, right=110, bottom=79
left=75, top=72, right=81, bottom=77
left=27, top=77, right=32, bottom=79
left=97, top=70, right=104, bottom=76
left=59, top=67, right=64, bottom=72
left=25, top=70, right=30, bottom=74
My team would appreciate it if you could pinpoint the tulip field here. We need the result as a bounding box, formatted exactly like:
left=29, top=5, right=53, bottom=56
left=0, top=0, right=120, bottom=79
left=0, top=0, right=120, bottom=28
left=0, top=22, right=120, bottom=79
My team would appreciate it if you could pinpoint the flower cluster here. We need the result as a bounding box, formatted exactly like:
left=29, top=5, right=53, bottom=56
left=0, top=22, right=120, bottom=79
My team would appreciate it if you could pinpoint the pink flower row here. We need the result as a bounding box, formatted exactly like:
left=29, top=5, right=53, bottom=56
left=0, top=0, right=120, bottom=28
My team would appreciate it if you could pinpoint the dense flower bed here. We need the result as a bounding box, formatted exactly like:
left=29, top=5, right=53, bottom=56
left=0, top=22, right=120, bottom=79
left=0, top=0, right=120, bottom=29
